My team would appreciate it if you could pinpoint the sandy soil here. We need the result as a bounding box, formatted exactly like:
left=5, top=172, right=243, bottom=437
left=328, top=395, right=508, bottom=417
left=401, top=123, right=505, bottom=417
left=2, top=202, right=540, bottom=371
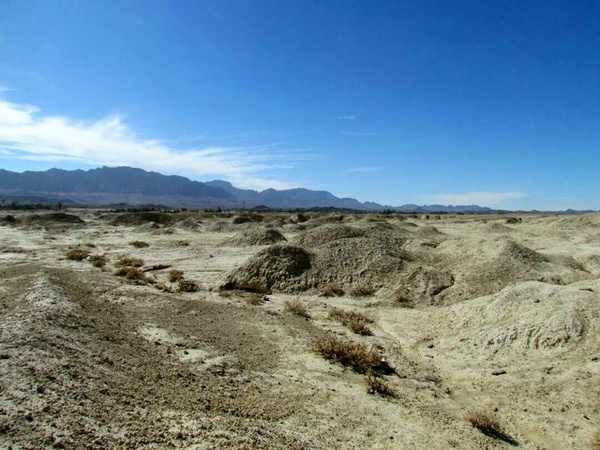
left=1, top=210, right=599, bottom=449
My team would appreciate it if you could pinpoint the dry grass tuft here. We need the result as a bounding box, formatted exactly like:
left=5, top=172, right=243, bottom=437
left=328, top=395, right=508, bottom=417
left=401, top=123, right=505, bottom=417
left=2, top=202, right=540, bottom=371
left=365, top=372, right=396, bottom=397
left=347, top=319, right=373, bottom=336
left=115, top=266, right=149, bottom=284
left=392, top=289, right=415, bottom=308
left=592, top=431, right=600, bottom=450
left=129, top=240, right=150, bottom=248
left=319, top=282, right=344, bottom=297
left=329, top=307, right=373, bottom=335
left=311, top=335, right=393, bottom=375
left=177, top=279, right=200, bottom=293
left=168, top=269, right=185, bottom=282
left=466, top=411, right=518, bottom=446
left=349, top=284, right=376, bottom=297
left=115, top=257, right=144, bottom=268
left=89, top=254, right=108, bottom=268
left=66, top=248, right=90, bottom=261
left=284, top=300, right=310, bottom=318
left=244, top=294, right=264, bottom=305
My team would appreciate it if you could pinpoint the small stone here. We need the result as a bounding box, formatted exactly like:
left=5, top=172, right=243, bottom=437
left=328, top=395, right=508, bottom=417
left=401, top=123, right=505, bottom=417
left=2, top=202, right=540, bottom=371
left=492, top=369, right=507, bottom=376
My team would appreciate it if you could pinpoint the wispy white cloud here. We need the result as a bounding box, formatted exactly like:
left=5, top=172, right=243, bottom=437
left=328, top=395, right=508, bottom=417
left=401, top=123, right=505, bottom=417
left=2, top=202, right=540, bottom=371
left=0, top=98, right=302, bottom=190
left=423, top=191, right=528, bottom=206
left=338, top=115, right=357, bottom=120
left=345, top=166, right=383, bottom=174
left=340, top=131, right=383, bottom=137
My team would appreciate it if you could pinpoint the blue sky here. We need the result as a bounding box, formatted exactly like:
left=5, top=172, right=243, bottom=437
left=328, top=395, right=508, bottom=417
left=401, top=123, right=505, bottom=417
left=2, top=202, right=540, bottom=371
left=1, top=0, right=599, bottom=209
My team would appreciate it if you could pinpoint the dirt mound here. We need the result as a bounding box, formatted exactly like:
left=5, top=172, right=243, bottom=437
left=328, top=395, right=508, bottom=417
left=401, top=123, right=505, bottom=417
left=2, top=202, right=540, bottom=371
left=434, top=280, right=600, bottom=365
left=232, top=213, right=263, bottom=224
left=220, top=227, right=288, bottom=247
left=292, top=224, right=365, bottom=247
left=437, top=239, right=590, bottom=303
left=22, top=212, right=85, bottom=225
left=174, top=217, right=203, bottom=231
left=483, top=222, right=514, bottom=233
left=224, top=245, right=313, bottom=291
left=415, top=225, right=443, bottom=237
left=111, top=212, right=175, bottom=226
left=0, top=215, right=18, bottom=226
left=304, top=214, right=344, bottom=227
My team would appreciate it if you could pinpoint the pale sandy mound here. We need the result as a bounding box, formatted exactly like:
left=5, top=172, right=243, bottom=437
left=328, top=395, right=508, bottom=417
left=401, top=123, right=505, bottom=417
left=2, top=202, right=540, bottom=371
left=292, top=224, right=365, bottom=247
left=224, top=244, right=313, bottom=291
left=220, top=227, right=287, bottom=247
left=303, top=213, right=344, bottom=227
left=483, top=222, right=514, bottom=233
left=415, top=225, right=444, bottom=237
left=432, top=280, right=600, bottom=366
left=174, top=217, right=203, bottom=231
left=437, top=239, right=591, bottom=303
left=227, top=226, right=453, bottom=299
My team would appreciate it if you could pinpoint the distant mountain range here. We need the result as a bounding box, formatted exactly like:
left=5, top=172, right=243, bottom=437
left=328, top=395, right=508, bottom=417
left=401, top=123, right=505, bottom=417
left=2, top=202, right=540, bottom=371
left=0, top=166, right=493, bottom=212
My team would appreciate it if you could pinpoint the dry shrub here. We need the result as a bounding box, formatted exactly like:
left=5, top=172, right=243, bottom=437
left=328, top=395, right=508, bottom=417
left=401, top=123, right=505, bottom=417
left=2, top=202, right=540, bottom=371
left=129, top=240, right=149, bottom=248
left=284, top=300, right=310, bottom=318
left=329, top=308, right=373, bottom=335
left=89, top=254, right=108, bottom=268
left=168, top=269, right=184, bottom=282
left=177, top=279, right=200, bottom=293
left=349, top=284, right=376, bottom=297
left=319, top=282, right=344, bottom=297
left=466, top=412, right=518, bottom=446
left=115, top=266, right=149, bottom=284
left=145, top=263, right=171, bottom=271
left=347, top=319, right=373, bottom=336
left=392, top=289, right=414, bottom=308
left=592, top=431, right=600, bottom=450
left=244, top=294, right=264, bottom=305
left=365, top=372, right=396, bottom=397
left=329, top=307, right=372, bottom=324
left=66, top=248, right=90, bottom=261
left=115, top=257, right=144, bottom=268
left=220, top=280, right=272, bottom=295
left=311, top=335, right=392, bottom=375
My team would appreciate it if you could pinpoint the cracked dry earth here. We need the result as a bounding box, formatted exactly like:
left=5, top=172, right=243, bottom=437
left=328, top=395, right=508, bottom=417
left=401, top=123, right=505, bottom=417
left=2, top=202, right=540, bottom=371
left=1, top=211, right=600, bottom=449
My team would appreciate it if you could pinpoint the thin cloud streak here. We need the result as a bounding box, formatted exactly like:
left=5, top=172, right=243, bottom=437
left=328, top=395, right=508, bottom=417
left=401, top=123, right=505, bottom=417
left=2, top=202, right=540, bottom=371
left=0, top=98, right=303, bottom=191
left=424, top=191, right=528, bottom=206
left=345, top=166, right=383, bottom=174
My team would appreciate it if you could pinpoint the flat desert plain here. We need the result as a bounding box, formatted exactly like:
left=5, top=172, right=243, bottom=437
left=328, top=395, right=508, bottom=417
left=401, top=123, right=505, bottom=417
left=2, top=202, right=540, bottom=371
left=1, top=210, right=599, bottom=449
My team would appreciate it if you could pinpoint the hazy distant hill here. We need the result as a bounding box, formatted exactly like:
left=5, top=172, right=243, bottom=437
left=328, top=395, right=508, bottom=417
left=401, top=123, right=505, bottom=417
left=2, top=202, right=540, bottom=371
left=0, top=166, right=492, bottom=212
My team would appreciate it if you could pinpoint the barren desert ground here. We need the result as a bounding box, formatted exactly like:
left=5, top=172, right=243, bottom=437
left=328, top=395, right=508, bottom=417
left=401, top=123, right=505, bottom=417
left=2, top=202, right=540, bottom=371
left=1, top=210, right=599, bottom=449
